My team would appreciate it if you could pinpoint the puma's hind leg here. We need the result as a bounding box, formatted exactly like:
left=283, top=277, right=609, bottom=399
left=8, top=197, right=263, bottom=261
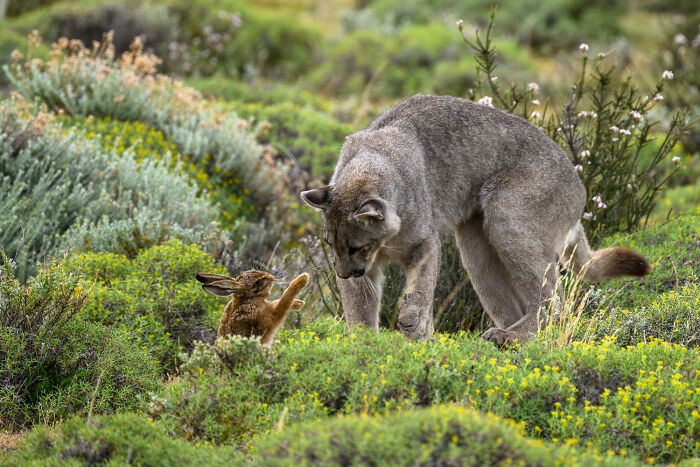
left=477, top=167, right=583, bottom=345
left=455, top=216, right=526, bottom=332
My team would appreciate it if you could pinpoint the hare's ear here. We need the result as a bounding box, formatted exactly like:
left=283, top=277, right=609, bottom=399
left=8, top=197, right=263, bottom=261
left=290, top=299, right=305, bottom=310
left=201, top=279, right=238, bottom=297
left=196, top=272, right=232, bottom=285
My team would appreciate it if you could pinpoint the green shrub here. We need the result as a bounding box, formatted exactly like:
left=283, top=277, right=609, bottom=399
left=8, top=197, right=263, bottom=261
left=186, top=77, right=330, bottom=110
left=253, top=404, right=633, bottom=466
left=6, top=413, right=241, bottom=466
left=0, top=255, right=158, bottom=430
left=650, top=183, right=700, bottom=223
left=163, top=0, right=321, bottom=79
left=233, top=101, right=354, bottom=180
left=308, top=21, right=539, bottom=101
left=351, top=0, right=626, bottom=53
left=66, top=239, right=227, bottom=372
left=5, top=0, right=61, bottom=18
left=151, top=323, right=699, bottom=462
left=9, top=0, right=321, bottom=81
left=8, top=1, right=177, bottom=56
left=0, top=101, right=216, bottom=280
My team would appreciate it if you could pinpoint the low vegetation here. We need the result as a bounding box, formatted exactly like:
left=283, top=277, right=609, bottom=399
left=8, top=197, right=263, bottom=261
left=0, top=0, right=697, bottom=465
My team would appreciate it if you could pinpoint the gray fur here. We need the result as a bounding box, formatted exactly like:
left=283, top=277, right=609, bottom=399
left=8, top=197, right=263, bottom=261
left=301, top=94, right=643, bottom=344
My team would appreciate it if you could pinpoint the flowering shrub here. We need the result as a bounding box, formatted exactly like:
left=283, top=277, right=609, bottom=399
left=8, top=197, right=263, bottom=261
left=254, top=405, right=630, bottom=466
left=599, top=212, right=699, bottom=308
left=459, top=11, right=691, bottom=243
left=151, top=322, right=698, bottom=462
left=66, top=239, right=228, bottom=373
left=0, top=254, right=159, bottom=430
left=66, top=116, right=180, bottom=165
left=585, top=284, right=699, bottom=348
left=5, top=33, right=284, bottom=215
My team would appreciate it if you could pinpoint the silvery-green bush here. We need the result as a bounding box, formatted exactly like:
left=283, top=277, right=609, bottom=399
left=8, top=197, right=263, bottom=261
left=0, top=101, right=216, bottom=280
left=5, top=34, right=284, bottom=211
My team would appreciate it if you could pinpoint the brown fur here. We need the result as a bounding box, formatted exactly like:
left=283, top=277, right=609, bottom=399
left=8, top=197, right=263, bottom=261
left=195, top=271, right=309, bottom=346
left=585, top=247, right=651, bottom=282
left=563, top=222, right=651, bottom=283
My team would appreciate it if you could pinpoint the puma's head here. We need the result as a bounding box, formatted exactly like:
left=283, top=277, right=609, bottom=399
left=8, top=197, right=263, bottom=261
left=300, top=179, right=400, bottom=279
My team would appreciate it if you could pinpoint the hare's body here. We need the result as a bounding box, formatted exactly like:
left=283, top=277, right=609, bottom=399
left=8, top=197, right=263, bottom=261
left=196, top=271, right=309, bottom=346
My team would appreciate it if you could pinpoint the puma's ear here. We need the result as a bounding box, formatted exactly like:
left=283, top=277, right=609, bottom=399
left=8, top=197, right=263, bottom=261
left=300, top=186, right=331, bottom=211
left=353, top=199, right=385, bottom=223
left=290, top=299, right=305, bottom=310
left=201, top=279, right=238, bottom=297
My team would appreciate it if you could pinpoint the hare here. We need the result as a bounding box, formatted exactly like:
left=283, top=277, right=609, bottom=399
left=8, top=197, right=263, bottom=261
left=196, top=270, right=310, bottom=346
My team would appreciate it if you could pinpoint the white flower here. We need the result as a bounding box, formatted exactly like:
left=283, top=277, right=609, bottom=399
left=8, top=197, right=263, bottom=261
left=627, top=183, right=633, bottom=190
left=477, top=96, right=494, bottom=108
left=598, top=201, right=607, bottom=209
left=456, top=19, right=464, bottom=30
left=597, top=52, right=606, bottom=59
left=609, top=126, right=619, bottom=133
left=653, top=94, right=664, bottom=102
left=662, top=70, right=674, bottom=80
left=490, top=76, right=498, bottom=82
left=527, top=82, right=540, bottom=93
left=579, top=43, right=590, bottom=54
left=574, top=164, right=583, bottom=173
left=611, top=137, right=620, bottom=142
left=530, top=111, right=541, bottom=119
left=592, top=195, right=602, bottom=203
left=582, top=212, right=593, bottom=220
left=673, top=33, right=687, bottom=45
left=531, top=99, right=540, bottom=106
left=619, top=129, right=632, bottom=136
left=580, top=150, right=591, bottom=158
left=630, top=110, right=643, bottom=122
left=672, top=156, right=681, bottom=164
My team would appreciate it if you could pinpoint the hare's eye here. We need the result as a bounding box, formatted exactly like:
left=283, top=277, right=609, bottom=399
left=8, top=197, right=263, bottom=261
left=362, top=245, right=371, bottom=253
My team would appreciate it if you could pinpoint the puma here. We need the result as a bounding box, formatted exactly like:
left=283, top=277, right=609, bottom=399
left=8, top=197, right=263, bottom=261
left=301, top=95, right=650, bottom=344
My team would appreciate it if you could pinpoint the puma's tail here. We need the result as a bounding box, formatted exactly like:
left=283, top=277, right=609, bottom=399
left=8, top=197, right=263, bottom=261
left=562, top=221, right=651, bottom=283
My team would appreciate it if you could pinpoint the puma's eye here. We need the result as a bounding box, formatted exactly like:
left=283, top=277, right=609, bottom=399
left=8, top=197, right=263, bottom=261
left=348, top=244, right=371, bottom=255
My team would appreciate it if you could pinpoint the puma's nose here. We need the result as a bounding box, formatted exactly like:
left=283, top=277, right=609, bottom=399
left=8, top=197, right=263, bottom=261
left=352, top=268, right=365, bottom=278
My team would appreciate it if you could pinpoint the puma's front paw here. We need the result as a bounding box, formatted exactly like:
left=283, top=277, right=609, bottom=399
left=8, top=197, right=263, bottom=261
left=397, top=308, right=431, bottom=340
left=482, top=327, right=521, bottom=347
